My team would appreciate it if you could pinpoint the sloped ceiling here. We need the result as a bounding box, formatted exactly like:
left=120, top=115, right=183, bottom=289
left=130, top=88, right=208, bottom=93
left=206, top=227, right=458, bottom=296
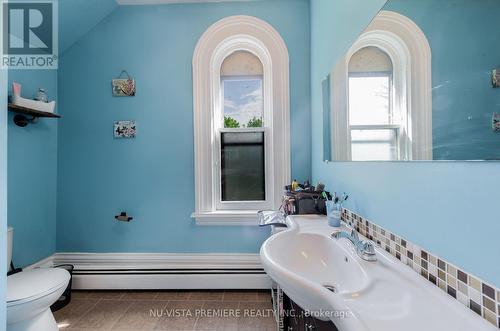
left=58, top=0, right=279, bottom=53
left=59, top=0, right=119, bottom=53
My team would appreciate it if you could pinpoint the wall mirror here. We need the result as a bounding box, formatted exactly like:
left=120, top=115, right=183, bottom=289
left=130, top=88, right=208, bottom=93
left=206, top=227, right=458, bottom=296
left=323, top=0, right=500, bottom=162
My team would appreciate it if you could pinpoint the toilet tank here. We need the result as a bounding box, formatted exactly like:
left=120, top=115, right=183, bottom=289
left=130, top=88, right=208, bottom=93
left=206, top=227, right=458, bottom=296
left=7, top=227, right=13, bottom=271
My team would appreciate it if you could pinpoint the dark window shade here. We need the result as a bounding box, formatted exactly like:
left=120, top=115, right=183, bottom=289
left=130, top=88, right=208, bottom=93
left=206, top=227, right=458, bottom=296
left=221, top=132, right=265, bottom=201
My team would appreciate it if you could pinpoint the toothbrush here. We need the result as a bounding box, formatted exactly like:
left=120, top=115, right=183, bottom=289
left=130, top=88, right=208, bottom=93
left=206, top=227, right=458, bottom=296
left=340, top=193, right=349, bottom=203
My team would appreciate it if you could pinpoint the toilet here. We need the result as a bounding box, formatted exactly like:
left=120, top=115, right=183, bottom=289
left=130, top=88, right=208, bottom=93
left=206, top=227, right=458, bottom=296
left=7, top=227, right=70, bottom=331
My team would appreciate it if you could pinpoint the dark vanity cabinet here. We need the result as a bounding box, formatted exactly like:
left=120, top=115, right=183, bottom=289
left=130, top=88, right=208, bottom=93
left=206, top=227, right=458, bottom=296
left=282, top=293, right=339, bottom=331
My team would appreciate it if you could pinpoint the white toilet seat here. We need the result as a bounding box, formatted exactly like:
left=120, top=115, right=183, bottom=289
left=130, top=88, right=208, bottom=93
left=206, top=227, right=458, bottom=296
left=7, top=268, right=70, bottom=331
left=7, top=268, right=70, bottom=306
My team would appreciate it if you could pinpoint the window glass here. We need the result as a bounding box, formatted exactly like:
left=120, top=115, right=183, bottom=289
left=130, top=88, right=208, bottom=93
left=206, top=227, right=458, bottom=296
left=348, top=46, right=398, bottom=161
left=222, top=51, right=264, bottom=128
left=351, top=129, right=398, bottom=161
left=221, top=132, right=265, bottom=201
left=349, top=75, right=391, bottom=125
left=348, top=46, right=393, bottom=126
left=223, top=78, right=263, bottom=128
left=219, top=51, right=266, bottom=203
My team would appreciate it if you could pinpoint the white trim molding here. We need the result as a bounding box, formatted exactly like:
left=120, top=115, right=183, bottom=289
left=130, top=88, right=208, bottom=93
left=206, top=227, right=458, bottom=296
left=192, top=15, right=290, bottom=225
left=192, top=211, right=259, bottom=226
left=330, top=10, right=432, bottom=161
left=28, top=253, right=271, bottom=290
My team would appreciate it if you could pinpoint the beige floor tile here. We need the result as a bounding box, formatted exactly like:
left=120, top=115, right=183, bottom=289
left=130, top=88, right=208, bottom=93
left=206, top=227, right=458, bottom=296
left=154, top=300, right=203, bottom=330
left=122, top=291, right=160, bottom=301
left=112, top=300, right=168, bottom=330
left=87, top=290, right=126, bottom=300
left=194, top=301, right=239, bottom=330
left=237, top=301, right=276, bottom=331
left=155, top=291, right=192, bottom=301
left=255, top=290, right=272, bottom=303
left=222, top=291, right=259, bottom=302
left=54, top=298, right=99, bottom=329
left=188, top=291, right=224, bottom=301
left=56, top=290, right=276, bottom=331
left=71, top=291, right=93, bottom=299
left=73, top=299, right=132, bottom=329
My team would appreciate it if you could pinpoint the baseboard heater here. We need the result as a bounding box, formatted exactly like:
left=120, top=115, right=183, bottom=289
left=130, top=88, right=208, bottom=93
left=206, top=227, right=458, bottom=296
left=71, top=268, right=272, bottom=290
left=28, top=253, right=273, bottom=290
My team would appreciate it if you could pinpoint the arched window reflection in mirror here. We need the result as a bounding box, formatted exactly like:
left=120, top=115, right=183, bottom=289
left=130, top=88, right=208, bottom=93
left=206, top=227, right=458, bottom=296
left=323, top=11, right=432, bottom=161
left=348, top=46, right=400, bottom=161
left=328, top=11, right=432, bottom=162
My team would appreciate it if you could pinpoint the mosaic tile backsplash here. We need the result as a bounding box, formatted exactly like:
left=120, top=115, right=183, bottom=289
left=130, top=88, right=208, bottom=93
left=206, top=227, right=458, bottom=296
left=342, top=209, right=500, bottom=328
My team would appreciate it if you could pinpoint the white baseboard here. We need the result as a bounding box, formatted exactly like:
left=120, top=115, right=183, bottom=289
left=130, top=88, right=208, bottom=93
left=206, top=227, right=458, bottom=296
left=70, top=273, right=271, bottom=290
left=28, top=253, right=272, bottom=290
left=25, top=255, right=55, bottom=269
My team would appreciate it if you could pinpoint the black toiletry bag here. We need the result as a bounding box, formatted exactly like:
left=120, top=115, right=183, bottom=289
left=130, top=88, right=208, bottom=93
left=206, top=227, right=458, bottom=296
left=285, top=191, right=327, bottom=215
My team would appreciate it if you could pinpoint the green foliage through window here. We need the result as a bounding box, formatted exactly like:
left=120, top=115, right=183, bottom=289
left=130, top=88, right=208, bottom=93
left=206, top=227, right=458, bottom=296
left=224, top=116, right=240, bottom=128
left=247, top=117, right=263, bottom=128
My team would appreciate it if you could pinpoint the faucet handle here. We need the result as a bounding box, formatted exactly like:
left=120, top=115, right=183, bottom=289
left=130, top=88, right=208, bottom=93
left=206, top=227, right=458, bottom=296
left=350, top=228, right=359, bottom=241
left=360, top=241, right=377, bottom=262
left=363, top=241, right=376, bottom=255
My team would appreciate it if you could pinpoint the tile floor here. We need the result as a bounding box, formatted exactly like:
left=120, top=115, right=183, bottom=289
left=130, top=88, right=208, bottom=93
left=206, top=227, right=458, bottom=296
left=54, top=290, right=276, bottom=331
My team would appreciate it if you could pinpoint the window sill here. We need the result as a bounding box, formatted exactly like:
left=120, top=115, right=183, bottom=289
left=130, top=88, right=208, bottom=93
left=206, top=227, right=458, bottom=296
left=191, top=211, right=260, bottom=226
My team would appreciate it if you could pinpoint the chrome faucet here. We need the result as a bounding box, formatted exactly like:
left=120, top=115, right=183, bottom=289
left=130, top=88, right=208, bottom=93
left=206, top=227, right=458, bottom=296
left=331, top=228, right=377, bottom=262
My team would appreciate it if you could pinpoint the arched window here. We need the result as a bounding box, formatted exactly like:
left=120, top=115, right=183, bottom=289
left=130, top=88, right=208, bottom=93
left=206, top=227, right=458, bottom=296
left=192, top=16, right=290, bottom=225
left=219, top=51, right=265, bottom=205
left=330, top=10, right=432, bottom=161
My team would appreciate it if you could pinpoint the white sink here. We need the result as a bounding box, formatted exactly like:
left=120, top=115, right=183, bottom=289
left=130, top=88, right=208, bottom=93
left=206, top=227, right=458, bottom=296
left=260, top=215, right=496, bottom=331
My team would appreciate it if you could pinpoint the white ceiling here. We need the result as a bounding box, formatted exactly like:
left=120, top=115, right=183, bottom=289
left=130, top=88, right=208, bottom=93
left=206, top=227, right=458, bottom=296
left=116, top=0, right=255, bottom=5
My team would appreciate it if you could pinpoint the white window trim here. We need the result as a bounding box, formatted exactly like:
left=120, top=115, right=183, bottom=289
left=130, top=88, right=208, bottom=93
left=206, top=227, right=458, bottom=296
left=192, top=15, right=290, bottom=226
left=330, top=10, right=432, bottom=161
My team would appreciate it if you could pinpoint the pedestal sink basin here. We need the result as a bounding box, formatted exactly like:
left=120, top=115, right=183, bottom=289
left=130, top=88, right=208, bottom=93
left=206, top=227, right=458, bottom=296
left=260, top=215, right=496, bottom=331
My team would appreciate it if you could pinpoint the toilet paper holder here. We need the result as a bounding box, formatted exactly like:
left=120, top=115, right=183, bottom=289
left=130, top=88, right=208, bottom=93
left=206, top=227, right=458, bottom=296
left=115, top=212, right=133, bottom=222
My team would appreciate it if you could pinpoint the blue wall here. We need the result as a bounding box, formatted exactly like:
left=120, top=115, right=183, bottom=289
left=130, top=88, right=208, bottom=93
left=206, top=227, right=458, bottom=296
left=311, top=0, right=500, bottom=286
left=59, top=0, right=119, bottom=53
left=384, top=0, right=500, bottom=160
left=56, top=1, right=311, bottom=253
left=3, top=0, right=119, bottom=269
left=7, top=71, right=58, bottom=267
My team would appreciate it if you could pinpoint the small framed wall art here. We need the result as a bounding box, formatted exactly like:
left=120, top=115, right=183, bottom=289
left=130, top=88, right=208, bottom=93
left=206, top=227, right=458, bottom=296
left=112, top=70, right=136, bottom=96
left=114, top=121, right=136, bottom=138
left=493, top=113, right=500, bottom=132
left=492, top=69, right=500, bottom=88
